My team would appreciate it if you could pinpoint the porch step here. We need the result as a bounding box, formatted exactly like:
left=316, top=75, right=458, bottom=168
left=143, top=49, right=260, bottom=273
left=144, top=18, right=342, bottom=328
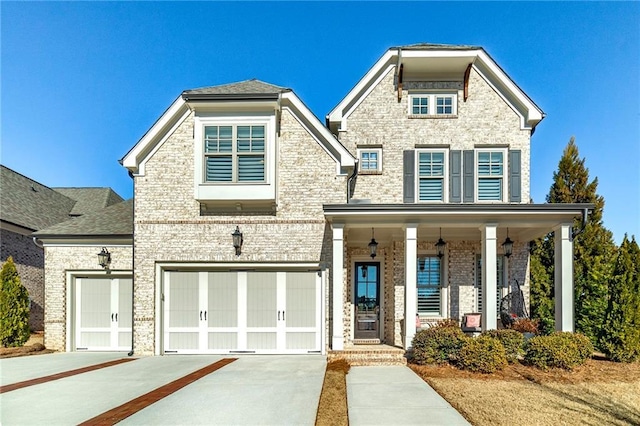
left=328, top=345, right=407, bottom=366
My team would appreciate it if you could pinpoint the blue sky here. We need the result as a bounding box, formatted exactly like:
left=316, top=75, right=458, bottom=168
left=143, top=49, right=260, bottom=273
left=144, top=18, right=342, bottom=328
left=2, top=2, right=638, bottom=243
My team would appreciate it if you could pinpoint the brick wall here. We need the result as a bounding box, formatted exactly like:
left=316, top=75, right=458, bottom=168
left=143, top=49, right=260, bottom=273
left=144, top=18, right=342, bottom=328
left=339, top=67, right=531, bottom=203
left=0, top=229, right=44, bottom=331
left=133, top=108, right=346, bottom=355
left=43, top=245, right=133, bottom=351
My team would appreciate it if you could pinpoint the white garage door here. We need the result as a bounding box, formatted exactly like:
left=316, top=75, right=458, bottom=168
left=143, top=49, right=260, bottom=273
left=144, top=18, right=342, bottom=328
left=75, top=277, right=132, bottom=351
left=163, top=271, right=321, bottom=354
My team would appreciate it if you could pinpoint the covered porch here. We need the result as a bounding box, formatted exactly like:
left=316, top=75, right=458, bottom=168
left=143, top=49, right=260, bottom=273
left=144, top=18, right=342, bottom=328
left=324, top=203, right=591, bottom=351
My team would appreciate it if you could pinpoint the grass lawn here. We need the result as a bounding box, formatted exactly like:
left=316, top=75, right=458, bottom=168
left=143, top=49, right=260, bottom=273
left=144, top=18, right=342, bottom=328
left=411, top=358, right=640, bottom=426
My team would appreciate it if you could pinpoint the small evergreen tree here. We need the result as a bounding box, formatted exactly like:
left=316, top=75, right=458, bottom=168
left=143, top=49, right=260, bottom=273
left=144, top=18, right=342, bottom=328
left=529, top=238, right=555, bottom=334
left=530, top=138, right=616, bottom=345
left=0, top=257, right=31, bottom=347
left=599, top=236, right=640, bottom=362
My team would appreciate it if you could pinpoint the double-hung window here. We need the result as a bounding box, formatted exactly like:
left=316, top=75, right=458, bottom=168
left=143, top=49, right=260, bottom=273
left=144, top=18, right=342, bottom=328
left=417, top=150, right=446, bottom=202
left=477, top=149, right=506, bottom=201
left=205, top=125, right=265, bottom=182
left=409, top=93, right=457, bottom=116
left=417, top=256, right=442, bottom=316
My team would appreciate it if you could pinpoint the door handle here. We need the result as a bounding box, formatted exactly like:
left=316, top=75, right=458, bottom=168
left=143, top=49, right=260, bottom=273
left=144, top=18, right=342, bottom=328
left=111, top=313, right=114, bottom=322
left=115, top=313, right=118, bottom=322
left=200, top=310, right=203, bottom=320
left=278, top=311, right=281, bottom=320
left=282, top=311, right=285, bottom=321
left=204, top=311, right=207, bottom=321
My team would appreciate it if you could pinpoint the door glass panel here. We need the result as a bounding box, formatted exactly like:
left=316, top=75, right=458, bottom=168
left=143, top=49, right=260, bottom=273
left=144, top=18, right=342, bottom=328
left=168, top=272, right=199, bottom=328
left=208, top=272, right=238, bottom=327
left=285, top=272, right=316, bottom=328
left=355, top=263, right=380, bottom=339
left=247, top=272, right=277, bottom=327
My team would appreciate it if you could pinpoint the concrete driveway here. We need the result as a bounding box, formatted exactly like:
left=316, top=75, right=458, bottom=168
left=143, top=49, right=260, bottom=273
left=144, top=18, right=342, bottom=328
left=0, top=353, right=326, bottom=425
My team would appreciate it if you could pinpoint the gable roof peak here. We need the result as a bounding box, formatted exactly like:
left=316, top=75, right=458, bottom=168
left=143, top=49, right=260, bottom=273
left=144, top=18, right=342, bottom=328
left=183, top=79, right=291, bottom=96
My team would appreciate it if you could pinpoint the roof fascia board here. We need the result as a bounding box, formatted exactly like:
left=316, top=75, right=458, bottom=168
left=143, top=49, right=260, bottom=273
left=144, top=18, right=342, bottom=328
left=281, top=92, right=355, bottom=170
left=182, top=93, right=280, bottom=101
left=36, top=235, right=133, bottom=245
left=1, top=220, right=36, bottom=235
left=475, top=50, right=544, bottom=127
left=121, top=96, right=189, bottom=174
left=327, top=50, right=396, bottom=127
left=342, top=64, right=395, bottom=130
left=323, top=203, right=594, bottom=215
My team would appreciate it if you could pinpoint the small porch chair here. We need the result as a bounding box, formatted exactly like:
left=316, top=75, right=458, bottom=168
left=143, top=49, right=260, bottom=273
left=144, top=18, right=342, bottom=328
left=499, top=279, right=529, bottom=328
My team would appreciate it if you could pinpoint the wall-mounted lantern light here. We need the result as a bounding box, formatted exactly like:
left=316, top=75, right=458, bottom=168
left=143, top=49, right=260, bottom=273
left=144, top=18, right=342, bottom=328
left=502, top=228, right=514, bottom=258
left=368, top=228, right=378, bottom=259
left=232, top=226, right=243, bottom=256
left=97, top=247, right=111, bottom=269
left=435, top=228, right=446, bottom=259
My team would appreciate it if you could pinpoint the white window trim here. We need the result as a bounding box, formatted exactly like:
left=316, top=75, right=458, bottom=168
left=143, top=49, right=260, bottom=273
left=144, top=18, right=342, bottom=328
left=194, top=113, right=276, bottom=201
left=408, top=92, right=458, bottom=117
left=416, top=253, right=447, bottom=318
left=357, top=148, right=383, bottom=174
left=475, top=147, right=508, bottom=203
left=415, top=149, right=449, bottom=203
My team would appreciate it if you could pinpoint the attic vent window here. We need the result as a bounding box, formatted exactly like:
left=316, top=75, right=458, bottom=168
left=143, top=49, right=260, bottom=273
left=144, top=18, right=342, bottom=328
left=409, top=93, right=457, bottom=117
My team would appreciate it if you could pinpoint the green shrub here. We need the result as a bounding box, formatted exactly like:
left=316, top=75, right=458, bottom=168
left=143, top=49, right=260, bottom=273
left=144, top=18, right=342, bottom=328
left=457, top=335, right=507, bottom=373
left=481, top=329, right=524, bottom=363
left=412, top=324, right=467, bottom=365
left=524, top=332, right=593, bottom=370
left=0, top=257, right=30, bottom=347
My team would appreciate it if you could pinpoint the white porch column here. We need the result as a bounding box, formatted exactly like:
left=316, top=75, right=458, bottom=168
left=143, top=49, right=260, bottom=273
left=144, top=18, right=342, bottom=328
left=554, top=224, right=574, bottom=332
left=331, top=224, right=345, bottom=350
left=481, top=224, right=498, bottom=330
left=404, top=224, right=418, bottom=349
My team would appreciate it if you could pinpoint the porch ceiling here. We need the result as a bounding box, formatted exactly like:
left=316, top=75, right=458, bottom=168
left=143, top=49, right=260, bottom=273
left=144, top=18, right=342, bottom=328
left=324, top=203, right=593, bottom=244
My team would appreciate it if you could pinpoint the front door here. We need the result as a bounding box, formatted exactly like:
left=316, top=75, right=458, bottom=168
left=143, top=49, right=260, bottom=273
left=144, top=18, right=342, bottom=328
left=354, top=262, right=380, bottom=340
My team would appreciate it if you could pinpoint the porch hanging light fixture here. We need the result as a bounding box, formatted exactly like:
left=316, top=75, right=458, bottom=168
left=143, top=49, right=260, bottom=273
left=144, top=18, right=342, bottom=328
left=232, top=226, right=243, bottom=256
left=435, top=228, right=446, bottom=259
left=97, top=247, right=111, bottom=269
left=368, top=228, right=378, bottom=259
left=502, top=228, right=514, bottom=258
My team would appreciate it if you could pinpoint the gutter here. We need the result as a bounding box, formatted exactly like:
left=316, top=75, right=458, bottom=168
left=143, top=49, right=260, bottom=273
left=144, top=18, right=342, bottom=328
left=571, top=207, right=590, bottom=241
left=346, top=159, right=359, bottom=203
left=128, top=170, right=135, bottom=357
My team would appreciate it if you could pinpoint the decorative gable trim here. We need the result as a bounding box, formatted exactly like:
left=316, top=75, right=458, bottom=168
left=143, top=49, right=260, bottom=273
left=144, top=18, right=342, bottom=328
left=327, top=46, right=544, bottom=133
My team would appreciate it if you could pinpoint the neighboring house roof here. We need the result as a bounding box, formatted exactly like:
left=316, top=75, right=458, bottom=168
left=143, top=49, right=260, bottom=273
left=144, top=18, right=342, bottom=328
left=327, top=44, right=544, bottom=132
left=53, top=187, right=124, bottom=216
left=121, top=79, right=355, bottom=175
left=0, top=165, right=77, bottom=231
left=33, top=199, right=133, bottom=238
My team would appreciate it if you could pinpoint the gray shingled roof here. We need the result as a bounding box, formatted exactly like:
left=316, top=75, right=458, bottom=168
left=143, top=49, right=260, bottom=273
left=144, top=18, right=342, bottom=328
left=183, top=79, right=291, bottom=96
left=53, top=187, right=124, bottom=216
left=394, top=43, right=481, bottom=50
left=0, top=165, right=77, bottom=231
left=33, top=199, right=133, bottom=237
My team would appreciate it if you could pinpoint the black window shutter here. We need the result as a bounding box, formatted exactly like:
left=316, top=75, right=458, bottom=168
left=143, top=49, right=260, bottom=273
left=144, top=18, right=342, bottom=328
left=403, top=150, right=415, bottom=203
left=449, top=150, right=462, bottom=203
left=463, top=150, right=474, bottom=203
left=509, top=150, right=522, bottom=202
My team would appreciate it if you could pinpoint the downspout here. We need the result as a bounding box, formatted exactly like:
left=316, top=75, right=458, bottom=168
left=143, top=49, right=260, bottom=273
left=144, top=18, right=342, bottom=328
left=128, top=170, right=136, bottom=357
left=32, top=237, right=44, bottom=248
left=346, top=159, right=359, bottom=203
left=571, top=208, right=589, bottom=241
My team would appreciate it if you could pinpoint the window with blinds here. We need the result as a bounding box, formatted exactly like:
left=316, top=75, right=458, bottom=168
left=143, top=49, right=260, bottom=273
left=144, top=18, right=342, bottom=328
left=418, top=151, right=446, bottom=202
left=205, top=125, right=265, bottom=182
left=417, top=256, right=442, bottom=315
left=477, top=150, right=504, bottom=201
left=476, top=254, right=505, bottom=313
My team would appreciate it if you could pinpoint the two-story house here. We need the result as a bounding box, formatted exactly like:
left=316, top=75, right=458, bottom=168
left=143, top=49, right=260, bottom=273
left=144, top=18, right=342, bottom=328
left=35, top=44, right=590, bottom=356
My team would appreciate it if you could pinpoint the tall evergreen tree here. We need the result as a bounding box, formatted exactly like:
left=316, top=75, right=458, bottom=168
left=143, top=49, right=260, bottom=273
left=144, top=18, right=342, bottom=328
left=599, top=236, right=640, bottom=362
left=530, top=137, right=616, bottom=345
left=0, top=256, right=31, bottom=347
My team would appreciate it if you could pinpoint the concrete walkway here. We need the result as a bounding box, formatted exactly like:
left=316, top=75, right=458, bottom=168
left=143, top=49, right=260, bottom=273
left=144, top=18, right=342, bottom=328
left=347, top=366, right=470, bottom=425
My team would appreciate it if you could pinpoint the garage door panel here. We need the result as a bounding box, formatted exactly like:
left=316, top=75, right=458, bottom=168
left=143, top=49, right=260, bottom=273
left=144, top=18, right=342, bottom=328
left=208, top=272, right=237, bottom=327
left=286, top=332, right=316, bottom=350
left=80, top=279, right=111, bottom=328
left=286, top=272, right=316, bottom=328
left=118, top=279, right=133, bottom=326
left=247, top=272, right=277, bottom=328
left=80, top=331, right=111, bottom=348
left=208, top=332, right=237, bottom=350
left=169, top=332, right=199, bottom=350
left=168, top=272, right=199, bottom=328
left=247, top=332, right=277, bottom=350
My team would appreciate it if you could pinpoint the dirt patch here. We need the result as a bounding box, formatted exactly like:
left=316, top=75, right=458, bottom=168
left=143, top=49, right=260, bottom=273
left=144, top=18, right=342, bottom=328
left=315, top=359, right=350, bottom=426
left=410, top=360, right=640, bottom=426
left=0, top=333, right=54, bottom=358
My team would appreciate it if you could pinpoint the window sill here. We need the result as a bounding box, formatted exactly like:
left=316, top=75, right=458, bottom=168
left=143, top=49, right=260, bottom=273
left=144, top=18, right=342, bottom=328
left=408, top=114, right=458, bottom=119
left=196, top=182, right=275, bottom=202
left=359, top=170, right=383, bottom=175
